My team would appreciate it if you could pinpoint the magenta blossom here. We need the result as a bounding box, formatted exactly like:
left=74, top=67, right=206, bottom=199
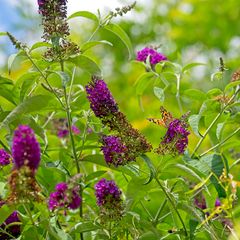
left=0, top=149, right=11, bottom=166
left=136, top=47, right=167, bottom=65
left=48, top=182, right=81, bottom=211
left=95, top=178, right=122, bottom=206
left=12, top=125, right=41, bottom=171
left=86, top=77, right=118, bottom=118
left=0, top=202, right=21, bottom=239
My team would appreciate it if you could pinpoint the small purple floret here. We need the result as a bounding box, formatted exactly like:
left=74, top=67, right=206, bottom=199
left=12, top=125, right=41, bottom=171
left=0, top=202, right=20, bottom=239
left=48, top=182, right=81, bottom=211
left=215, top=198, right=221, bottom=207
left=0, top=149, right=11, bottom=166
left=72, top=125, right=81, bottom=135
left=162, top=119, right=190, bottom=154
left=57, top=129, right=69, bottom=138
left=95, top=178, right=121, bottom=206
left=136, top=47, right=167, bottom=65
left=86, top=78, right=118, bottom=117
left=101, top=136, right=128, bottom=166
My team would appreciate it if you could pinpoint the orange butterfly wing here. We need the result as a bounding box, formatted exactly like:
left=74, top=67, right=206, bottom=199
left=147, top=106, right=173, bottom=128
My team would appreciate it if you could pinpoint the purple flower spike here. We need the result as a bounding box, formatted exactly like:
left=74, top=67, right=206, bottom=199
left=101, top=135, right=128, bottom=166
left=95, top=178, right=121, bottom=206
left=72, top=125, right=81, bottom=135
left=0, top=149, right=11, bottom=166
left=68, top=189, right=82, bottom=210
left=215, top=198, right=221, bottom=207
left=163, top=119, right=190, bottom=154
left=0, top=202, right=20, bottom=239
left=156, top=116, right=190, bottom=155
left=57, top=129, right=69, bottom=138
left=136, top=47, right=167, bottom=65
left=48, top=181, right=81, bottom=212
left=12, top=125, right=41, bottom=171
left=55, top=182, right=68, bottom=192
left=86, top=77, right=118, bottom=118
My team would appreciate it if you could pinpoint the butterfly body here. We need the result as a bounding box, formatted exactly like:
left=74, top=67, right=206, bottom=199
left=147, top=106, right=174, bottom=128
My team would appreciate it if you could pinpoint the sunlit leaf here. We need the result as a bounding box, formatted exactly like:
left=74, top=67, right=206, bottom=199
left=182, top=62, right=205, bottom=73
left=153, top=87, right=165, bottom=102
left=70, top=221, right=101, bottom=234
left=80, top=40, right=113, bottom=53
left=135, top=72, right=155, bottom=96
left=0, top=95, right=54, bottom=130
left=0, top=204, right=16, bottom=224
left=68, top=11, right=99, bottom=22
left=69, top=55, right=101, bottom=75
left=104, top=23, right=133, bottom=59
left=188, top=114, right=202, bottom=138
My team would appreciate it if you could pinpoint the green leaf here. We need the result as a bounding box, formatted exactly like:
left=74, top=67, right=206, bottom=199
left=68, top=11, right=98, bottom=22
left=153, top=87, right=165, bottom=102
left=187, top=154, right=224, bottom=177
left=0, top=204, right=16, bottom=224
left=30, top=42, right=52, bottom=52
left=69, top=55, right=101, bottom=75
left=155, top=63, right=163, bottom=74
left=50, top=71, right=70, bottom=87
left=80, top=40, right=113, bottom=53
left=188, top=114, right=202, bottom=137
left=19, top=72, right=40, bottom=101
left=8, top=53, right=18, bottom=75
left=206, top=88, right=223, bottom=98
left=140, top=154, right=156, bottom=184
left=135, top=72, right=155, bottom=96
left=184, top=154, right=226, bottom=197
left=216, top=122, right=225, bottom=140
left=0, top=95, right=54, bottom=130
left=82, top=155, right=138, bottom=177
left=0, top=76, right=17, bottom=104
left=189, top=219, right=199, bottom=239
left=184, top=89, right=206, bottom=101
left=0, top=76, right=13, bottom=85
left=224, top=80, right=240, bottom=92
left=85, top=171, right=107, bottom=182
left=70, top=221, right=101, bottom=234
left=182, top=62, right=205, bottom=73
left=8, top=51, right=27, bottom=75
left=175, top=164, right=203, bottom=182
left=104, top=23, right=133, bottom=59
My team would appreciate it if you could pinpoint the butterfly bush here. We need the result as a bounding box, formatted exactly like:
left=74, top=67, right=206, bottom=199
left=56, top=125, right=81, bottom=139
left=38, top=0, right=79, bottom=60
left=48, top=182, right=81, bottom=212
left=38, top=0, right=69, bottom=40
left=0, top=202, right=20, bottom=239
left=0, top=149, right=11, bottom=166
left=86, top=77, right=119, bottom=118
left=12, top=125, right=41, bottom=171
left=156, top=114, right=190, bottom=155
left=215, top=198, right=221, bottom=207
left=58, top=129, right=69, bottom=138
left=95, top=178, right=123, bottom=221
left=9, top=125, right=41, bottom=202
left=101, top=135, right=134, bottom=166
left=136, top=47, right=167, bottom=65
left=86, top=76, right=152, bottom=166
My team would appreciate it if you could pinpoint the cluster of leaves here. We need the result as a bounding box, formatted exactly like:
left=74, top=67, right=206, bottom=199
left=0, top=1, right=240, bottom=239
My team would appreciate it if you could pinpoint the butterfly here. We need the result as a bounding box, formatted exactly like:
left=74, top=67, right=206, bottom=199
left=147, top=106, right=174, bottom=128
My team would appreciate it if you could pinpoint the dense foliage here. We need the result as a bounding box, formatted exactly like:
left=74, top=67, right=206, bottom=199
left=0, top=0, right=240, bottom=239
